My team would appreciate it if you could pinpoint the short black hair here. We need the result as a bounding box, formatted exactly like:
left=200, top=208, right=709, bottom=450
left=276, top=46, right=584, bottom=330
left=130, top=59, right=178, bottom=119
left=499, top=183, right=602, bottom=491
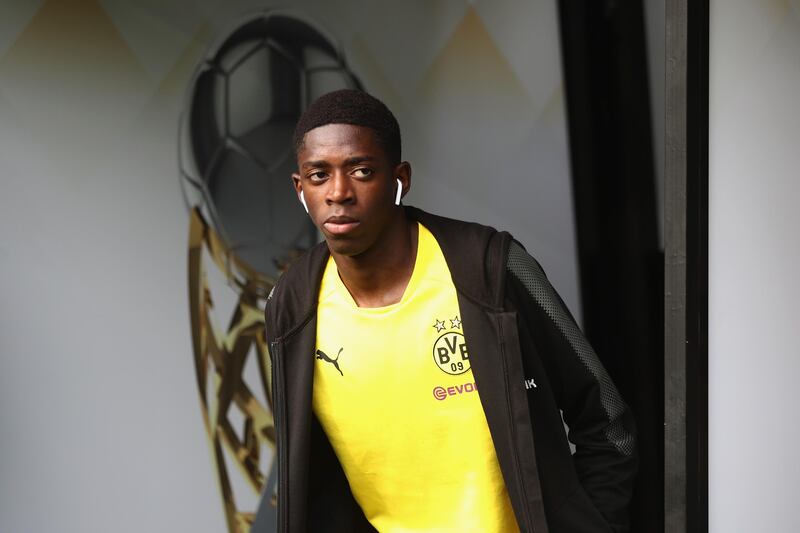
left=293, top=89, right=401, bottom=164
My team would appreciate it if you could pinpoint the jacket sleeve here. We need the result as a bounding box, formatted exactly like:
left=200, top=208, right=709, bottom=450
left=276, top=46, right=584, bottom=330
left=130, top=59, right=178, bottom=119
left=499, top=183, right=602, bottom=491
left=505, top=240, right=638, bottom=532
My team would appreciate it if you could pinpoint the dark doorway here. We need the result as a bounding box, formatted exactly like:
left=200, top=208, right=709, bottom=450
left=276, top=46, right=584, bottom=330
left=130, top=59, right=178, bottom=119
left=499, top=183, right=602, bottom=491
left=557, top=2, right=665, bottom=531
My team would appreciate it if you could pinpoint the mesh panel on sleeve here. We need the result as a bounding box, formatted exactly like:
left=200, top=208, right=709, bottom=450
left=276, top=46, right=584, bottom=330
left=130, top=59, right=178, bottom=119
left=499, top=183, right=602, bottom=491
left=507, top=242, right=634, bottom=456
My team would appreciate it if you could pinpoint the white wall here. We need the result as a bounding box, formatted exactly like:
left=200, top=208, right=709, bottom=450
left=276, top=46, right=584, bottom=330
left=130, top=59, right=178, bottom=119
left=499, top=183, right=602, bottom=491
left=708, top=1, right=800, bottom=531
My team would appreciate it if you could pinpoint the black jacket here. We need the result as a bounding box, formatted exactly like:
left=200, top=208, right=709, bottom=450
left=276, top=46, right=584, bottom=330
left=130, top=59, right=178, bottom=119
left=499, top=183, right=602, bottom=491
left=258, top=207, right=637, bottom=533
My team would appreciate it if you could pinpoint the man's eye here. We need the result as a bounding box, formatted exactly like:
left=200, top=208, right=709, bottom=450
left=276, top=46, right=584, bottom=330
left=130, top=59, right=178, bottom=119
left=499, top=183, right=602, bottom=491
left=309, top=171, right=327, bottom=181
left=353, top=168, right=373, bottom=178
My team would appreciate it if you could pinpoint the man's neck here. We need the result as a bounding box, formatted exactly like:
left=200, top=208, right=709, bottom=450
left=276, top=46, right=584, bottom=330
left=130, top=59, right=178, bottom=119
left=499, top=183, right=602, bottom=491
left=330, top=212, right=418, bottom=308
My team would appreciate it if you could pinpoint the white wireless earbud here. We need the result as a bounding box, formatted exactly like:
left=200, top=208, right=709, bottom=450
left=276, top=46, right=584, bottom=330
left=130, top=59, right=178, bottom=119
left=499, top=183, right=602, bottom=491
left=395, top=178, right=403, bottom=206
left=299, top=190, right=308, bottom=213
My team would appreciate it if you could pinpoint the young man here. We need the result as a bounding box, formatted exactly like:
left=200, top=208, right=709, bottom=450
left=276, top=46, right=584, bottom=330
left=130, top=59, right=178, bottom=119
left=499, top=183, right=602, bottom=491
left=258, top=90, right=637, bottom=533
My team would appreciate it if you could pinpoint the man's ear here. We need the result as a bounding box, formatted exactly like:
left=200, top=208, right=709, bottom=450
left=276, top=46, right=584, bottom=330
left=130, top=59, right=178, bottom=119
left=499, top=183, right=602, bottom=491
left=292, top=173, right=302, bottom=195
left=292, top=173, right=309, bottom=213
left=394, top=161, right=412, bottom=199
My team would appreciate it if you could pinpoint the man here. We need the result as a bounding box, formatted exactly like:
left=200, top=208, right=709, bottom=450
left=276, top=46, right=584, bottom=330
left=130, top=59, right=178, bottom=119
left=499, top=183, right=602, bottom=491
left=258, top=89, right=637, bottom=533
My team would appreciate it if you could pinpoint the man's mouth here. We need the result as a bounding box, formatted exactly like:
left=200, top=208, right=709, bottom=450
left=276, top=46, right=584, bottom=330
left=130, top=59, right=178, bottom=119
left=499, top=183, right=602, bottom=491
left=323, top=215, right=360, bottom=235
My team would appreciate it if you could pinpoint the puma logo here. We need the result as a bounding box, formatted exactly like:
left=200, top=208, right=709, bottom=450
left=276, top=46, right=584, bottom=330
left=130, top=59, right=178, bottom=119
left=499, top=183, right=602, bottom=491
left=316, top=348, right=344, bottom=376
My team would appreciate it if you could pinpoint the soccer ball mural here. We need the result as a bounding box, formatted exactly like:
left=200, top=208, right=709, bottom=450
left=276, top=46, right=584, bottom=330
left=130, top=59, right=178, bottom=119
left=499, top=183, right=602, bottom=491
left=181, top=11, right=361, bottom=281
left=179, top=11, right=360, bottom=533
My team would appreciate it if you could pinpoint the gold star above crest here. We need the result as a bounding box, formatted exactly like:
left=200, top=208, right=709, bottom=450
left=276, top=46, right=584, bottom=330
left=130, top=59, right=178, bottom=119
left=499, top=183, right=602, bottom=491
left=450, top=316, right=462, bottom=329
left=433, top=319, right=446, bottom=332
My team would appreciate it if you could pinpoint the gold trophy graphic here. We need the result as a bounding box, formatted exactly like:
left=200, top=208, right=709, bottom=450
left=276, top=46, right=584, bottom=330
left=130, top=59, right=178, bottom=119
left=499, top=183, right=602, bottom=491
left=179, top=11, right=360, bottom=532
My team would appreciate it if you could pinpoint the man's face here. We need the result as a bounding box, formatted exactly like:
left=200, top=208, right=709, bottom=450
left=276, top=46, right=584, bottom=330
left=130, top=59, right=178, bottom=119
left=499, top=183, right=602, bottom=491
left=292, top=123, right=408, bottom=257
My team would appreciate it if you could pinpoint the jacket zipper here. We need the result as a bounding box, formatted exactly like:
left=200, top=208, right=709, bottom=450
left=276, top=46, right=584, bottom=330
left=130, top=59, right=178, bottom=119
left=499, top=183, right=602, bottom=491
left=271, top=340, right=288, bottom=533
left=497, top=317, right=537, bottom=533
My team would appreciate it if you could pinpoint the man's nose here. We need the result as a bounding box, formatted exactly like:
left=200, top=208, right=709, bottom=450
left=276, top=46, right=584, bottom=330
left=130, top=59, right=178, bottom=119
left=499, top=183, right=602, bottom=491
left=326, top=172, right=354, bottom=204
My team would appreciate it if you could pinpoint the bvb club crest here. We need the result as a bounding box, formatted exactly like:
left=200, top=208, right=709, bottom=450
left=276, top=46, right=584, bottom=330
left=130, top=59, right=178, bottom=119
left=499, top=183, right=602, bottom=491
left=432, top=317, right=470, bottom=375
left=179, top=10, right=360, bottom=533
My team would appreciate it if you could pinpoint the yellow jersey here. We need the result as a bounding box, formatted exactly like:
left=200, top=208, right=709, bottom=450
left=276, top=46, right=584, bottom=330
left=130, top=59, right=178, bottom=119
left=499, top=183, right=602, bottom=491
left=313, top=223, right=519, bottom=533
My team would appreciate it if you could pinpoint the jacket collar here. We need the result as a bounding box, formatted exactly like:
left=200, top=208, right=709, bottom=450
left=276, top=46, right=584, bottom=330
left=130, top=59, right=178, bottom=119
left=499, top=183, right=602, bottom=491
left=406, top=206, right=508, bottom=310
left=268, top=206, right=509, bottom=340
